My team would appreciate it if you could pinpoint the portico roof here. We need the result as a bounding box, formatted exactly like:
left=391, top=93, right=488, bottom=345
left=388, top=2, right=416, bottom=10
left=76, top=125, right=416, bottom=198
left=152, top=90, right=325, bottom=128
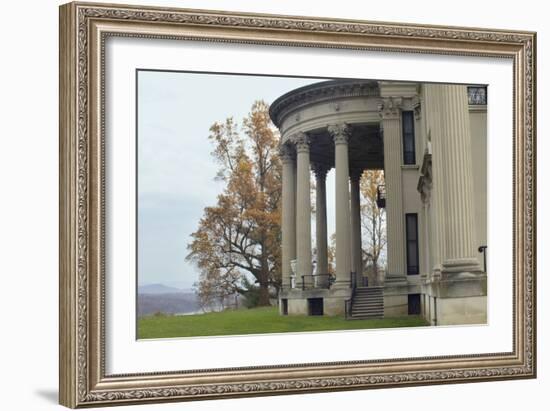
left=269, top=79, right=380, bottom=129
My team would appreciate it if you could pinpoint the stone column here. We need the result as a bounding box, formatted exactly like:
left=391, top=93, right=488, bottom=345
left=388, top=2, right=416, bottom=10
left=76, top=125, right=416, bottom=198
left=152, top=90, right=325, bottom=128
left=280, top=144, right=296, bottom=290
left=294, top=132, right=313, bottom=287
left=328, top=124, right=352, bottom=288
left=350, top=168, right=363, bottom=287
left=436, top=85, right=481, bottom=274
left=379, top=98, right=407, bottom=283
left=313, top=164, right=329, bottom=287
left=422, top=87, right=444, bottom=278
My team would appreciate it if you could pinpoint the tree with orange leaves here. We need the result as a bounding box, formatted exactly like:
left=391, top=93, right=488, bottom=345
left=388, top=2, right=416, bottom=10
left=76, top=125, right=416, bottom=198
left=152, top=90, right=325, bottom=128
left=186, top=101, right=282, bottom=307
left=360, top=169, right=387, bottom=283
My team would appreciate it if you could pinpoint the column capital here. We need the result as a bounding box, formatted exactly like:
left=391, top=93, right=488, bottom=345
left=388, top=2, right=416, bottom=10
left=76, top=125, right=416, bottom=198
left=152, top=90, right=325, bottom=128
left=312, top=163, right=330, bottom=180
left=412, top=96, right=422, bottom=120
left=378, top=97, right=403, bottom=119
left=327, top=123, right=351, bottom=145
left=278, top=143, right=295, bottom=164
left=292, top=132, right=310, bottom=153
left=349, top=168, right=364, bottom=182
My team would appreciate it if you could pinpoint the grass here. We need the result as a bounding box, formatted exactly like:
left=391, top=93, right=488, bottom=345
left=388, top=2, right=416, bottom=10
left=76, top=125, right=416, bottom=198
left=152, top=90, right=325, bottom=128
left=137, top=307, right=428, bottom=339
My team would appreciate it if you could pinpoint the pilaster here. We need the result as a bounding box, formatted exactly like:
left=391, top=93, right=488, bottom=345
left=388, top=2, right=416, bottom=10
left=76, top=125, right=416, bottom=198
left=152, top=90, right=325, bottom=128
left=378, top=98, right=407, bottom=283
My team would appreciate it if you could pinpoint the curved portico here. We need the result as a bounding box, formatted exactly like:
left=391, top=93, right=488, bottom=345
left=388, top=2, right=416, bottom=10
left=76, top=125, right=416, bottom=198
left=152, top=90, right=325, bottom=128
left=271, top=80, right=385, bottom=315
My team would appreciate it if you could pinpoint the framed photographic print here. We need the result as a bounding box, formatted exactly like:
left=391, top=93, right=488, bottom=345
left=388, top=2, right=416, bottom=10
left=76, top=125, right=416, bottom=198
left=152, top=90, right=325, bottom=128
left=59, top=1, right=537, bottom=408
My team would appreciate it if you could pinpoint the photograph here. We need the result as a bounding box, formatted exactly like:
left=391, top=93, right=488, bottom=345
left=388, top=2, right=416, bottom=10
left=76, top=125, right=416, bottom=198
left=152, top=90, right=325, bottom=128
left=136, top=72, right=488, bottom=339
left=56, top=2, right=536, bottom=407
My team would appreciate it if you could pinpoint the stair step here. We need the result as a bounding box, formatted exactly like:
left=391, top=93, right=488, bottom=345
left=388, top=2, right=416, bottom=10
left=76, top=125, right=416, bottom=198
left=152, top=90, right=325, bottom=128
left=353, top=296, right=383, bottom=299
left=352, top=308, right=384, bottom=313
left=352, top=313, right=384, bottom=317
left=348, top=287, right=384, bottom=320
left=352, top=308, right=384, bottom=312
left=353, top=301, right=383, bottom=304
left=352, top=311, right=384, bottom=315
left=353, top=301, right=383, bottom=305
left=352, top=309, right=384, bottom=313
left=353, top=300, right=383, bottom=304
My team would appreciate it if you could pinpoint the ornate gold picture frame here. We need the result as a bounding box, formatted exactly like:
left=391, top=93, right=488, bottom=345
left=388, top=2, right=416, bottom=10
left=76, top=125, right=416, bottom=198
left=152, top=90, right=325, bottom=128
left=59, top=1, right=536, bottom=408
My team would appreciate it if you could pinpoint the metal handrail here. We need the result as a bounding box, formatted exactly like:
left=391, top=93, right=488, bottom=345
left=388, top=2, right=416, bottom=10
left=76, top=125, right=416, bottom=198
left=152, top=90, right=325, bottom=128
left=478, top=245, right=487, bottom=273
left=350, top=271, right=357, bottom=290
left=344, top=299, right=352, bottom=320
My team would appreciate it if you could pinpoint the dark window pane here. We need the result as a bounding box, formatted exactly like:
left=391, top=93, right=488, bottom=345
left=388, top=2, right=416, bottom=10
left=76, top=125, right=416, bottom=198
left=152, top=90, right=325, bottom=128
left=405, top=213, right=419, bottom=275
left=408, top=242, right=418, bottom=266
left=402, top=111, right=415, bottom=165
left=408, top=294, right=421, bottom=315
left=406, top=215, right=418, bottom=241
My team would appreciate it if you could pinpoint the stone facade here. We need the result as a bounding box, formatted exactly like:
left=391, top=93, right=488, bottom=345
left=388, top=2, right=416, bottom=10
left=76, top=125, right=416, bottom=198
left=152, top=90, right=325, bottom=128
left=269, top=80, right=487, bottom=325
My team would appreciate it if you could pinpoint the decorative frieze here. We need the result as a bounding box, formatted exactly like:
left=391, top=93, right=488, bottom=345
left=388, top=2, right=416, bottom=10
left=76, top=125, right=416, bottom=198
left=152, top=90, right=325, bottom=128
left=269, top=80, right=379, bottom=128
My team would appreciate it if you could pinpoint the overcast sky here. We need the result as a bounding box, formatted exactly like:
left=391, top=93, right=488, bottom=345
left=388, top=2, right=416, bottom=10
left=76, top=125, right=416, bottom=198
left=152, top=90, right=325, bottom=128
left=137, top=71, right=337, bottom=290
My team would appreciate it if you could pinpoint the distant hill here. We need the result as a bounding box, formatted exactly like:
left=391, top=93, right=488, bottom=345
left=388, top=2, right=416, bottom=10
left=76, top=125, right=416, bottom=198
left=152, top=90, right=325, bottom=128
left=138, top=283, right=184, bottom=295
left=137, top=284, right=201, bottom=317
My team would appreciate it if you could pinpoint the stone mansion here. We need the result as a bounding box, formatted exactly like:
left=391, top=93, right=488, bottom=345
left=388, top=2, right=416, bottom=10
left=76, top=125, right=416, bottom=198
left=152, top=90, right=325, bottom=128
left=269, top=79, right=487, bottom=326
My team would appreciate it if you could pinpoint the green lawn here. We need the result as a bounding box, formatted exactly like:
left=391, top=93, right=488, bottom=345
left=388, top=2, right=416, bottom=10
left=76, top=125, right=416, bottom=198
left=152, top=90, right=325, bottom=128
left=138, top=307, right=428, bottom=339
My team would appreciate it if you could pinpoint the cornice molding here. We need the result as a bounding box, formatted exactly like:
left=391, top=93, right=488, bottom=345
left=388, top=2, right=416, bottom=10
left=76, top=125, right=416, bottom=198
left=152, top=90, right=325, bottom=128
left=269, top=80, right=379, bottom=128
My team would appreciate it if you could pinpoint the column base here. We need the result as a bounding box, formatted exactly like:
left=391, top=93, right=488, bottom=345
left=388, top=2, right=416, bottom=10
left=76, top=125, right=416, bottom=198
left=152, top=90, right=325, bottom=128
left=442, top=257, right=481, bottom=274
left=435, top=295, right=487, bottom=325
left=384, top=273, right=408, bottom=285
left=421, top=272, right=487, bottom=325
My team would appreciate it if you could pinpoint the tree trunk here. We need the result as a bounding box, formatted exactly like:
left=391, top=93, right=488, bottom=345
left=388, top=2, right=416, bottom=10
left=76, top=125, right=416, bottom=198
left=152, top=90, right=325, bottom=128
left=258, top=281, right=270, bottom=306
left=257, top=250, right=270, bottom=306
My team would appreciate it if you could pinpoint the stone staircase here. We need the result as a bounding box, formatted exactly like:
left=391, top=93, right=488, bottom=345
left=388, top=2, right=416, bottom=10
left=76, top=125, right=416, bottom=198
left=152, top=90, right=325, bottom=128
left=350, top=286, right=384, bottom=319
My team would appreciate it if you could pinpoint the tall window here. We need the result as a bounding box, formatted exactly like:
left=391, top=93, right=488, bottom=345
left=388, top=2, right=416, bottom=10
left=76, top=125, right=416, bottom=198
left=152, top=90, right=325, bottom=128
left=405, top=213, right=419, bottom=275
left=402, top=111, right=416, bottom=165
